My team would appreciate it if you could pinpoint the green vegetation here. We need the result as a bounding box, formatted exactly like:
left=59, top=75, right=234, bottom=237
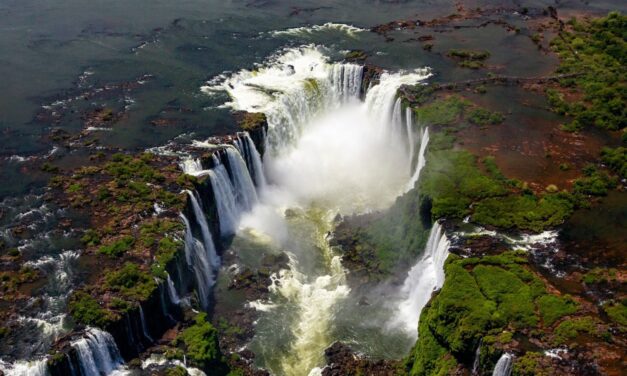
left=572, top=166, right=617, bottom=196
left=68, top=291, right=115, bottom=327
left=40, top=162, right=59, bottom=173
left=548, top=12, right=626, bottom=131
left=582, top=267, right=617, bottom=284
left=417, top=148, right=575, bottom=231
left=472, top=193, right=575, bottom=232
left=553, top=316, right=597, bottom=344
left=104, top=262, right=156, bottom=301
left=97, top=236, right=135, bottom=257
left=413, top=96, right=470, bottom=126
left=603, top=301, right=627, bottom=326
left=601, top=146, right=627, bottom=179
left=467, top=107, right=505, bottom=125
left=175, top=313, right=227, bottom=371
left=448, top=49, right=490, bottom=69
left=239, top=112, right=267, bottom=131
left=405, top=251, right=590, bottom=374
left=512, top=352, right=545, bottom=376
left=536, top=295, right=578, bottom=326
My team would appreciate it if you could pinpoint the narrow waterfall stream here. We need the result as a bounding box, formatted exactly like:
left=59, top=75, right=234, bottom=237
left=206, top=46, right=434, bottom=375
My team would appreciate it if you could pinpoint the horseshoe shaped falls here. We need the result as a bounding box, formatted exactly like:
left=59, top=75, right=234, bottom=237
left=0, top=2, right=625, bottom=376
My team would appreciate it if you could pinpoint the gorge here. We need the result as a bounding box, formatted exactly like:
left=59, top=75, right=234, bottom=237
left=0, top=2, right=625, bottom=376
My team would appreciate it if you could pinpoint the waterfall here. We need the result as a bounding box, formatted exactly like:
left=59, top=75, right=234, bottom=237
left=235, top=132, right=267, bottom=189
left=71, top=328, right=124, bottom=376
left=166, top=272, right=181, bottom=305
left=364, top=71, right=431, bottom=137
left=405, top=107, right=415, bottom=169
left=492, top=353, right=514, bottom=376
left=207, top=163, right=239, bottom=237
left=138, top=306, right=153, bottom=343
left=202, top=46, right=367, bottom=152
left=0, top=359, right=49, bottom=376
left=391, top=97, right=403, bottom=139
left=330, top=63, right=363, bottom=102
left=394, top=222, right=450, bottom=335
left=180, top=157, right=203, bottom=175
left=224, top=147, right=258, bottom=211
left=185, top=190, right=220, bottom=268
left=180, top=213, right=214, bottom=310
left=404, top=127, right=429, bottom=193
left=472, top=341, right=482, bottom=375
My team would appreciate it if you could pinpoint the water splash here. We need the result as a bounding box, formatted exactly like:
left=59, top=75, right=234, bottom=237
left=0, top=359, right=49, bottom=376
left=269, top=23, right=367, bottom=38
left=393, top=222, right=450, bottom=335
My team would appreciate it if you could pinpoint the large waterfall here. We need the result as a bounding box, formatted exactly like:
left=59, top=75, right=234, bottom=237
left=393, top=222, right=450, bottom=335
left=71, top=328, right=125, bottom=376
left=204, top=45, right=431, bottom=375
left=492, top=353, right=514, bottom=376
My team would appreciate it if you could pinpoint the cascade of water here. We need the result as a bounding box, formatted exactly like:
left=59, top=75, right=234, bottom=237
left=180, top=213, right=214, bottom=310
left=404, top=127, right=429, bottom=193
left=0, top=359, right=49, bottom=376
left=224, top=147, right=258, bottom=211
left=180, top=158, right=203, bottom=175
left=492, top=353, right=514, bottom=376
left=394, top=222, right=450, bottom=335
left=138, top=306, right=153, bottom=343
left=236, top=132, right=267, bottom=189
left=391, top=97, right=403, bottom=139
left=203, top=47, right=367, bottom=153
left=472, top=341, right=482, bottom=375
left=207, top=162, right=239, bottom=237
left=71, top=328, right=124, bottom=376
left=330, top=63, right=363, bottom=102
left=185, top=191, right=220, bottom=268
left=166, top=272, right=181, bottom=305
left=363, top=71, right=431, bottom=137
left=405, top=107, right=415, bottom=170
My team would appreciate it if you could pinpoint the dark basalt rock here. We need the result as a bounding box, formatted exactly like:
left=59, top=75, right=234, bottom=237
left=321, top=342, right=399, bottom=376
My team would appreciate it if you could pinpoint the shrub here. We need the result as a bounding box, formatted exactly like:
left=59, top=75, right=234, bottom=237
left=98, top=236, right=135, bottom=257
left=68, top=291, right=114, bottom=327
left=553, top=316, right=597, bottom=344
left=468, top=108, right=505, bottom=125
left=414, top=96, right=471, bottom=126
left=176, top=313, right=226, bottom=370
left=536, top=294, right=579, bottom=326
left=105, top=262, right=156, bottom=301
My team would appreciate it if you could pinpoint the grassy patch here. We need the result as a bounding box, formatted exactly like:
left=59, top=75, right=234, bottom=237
left=68, top=291, right=115, bottom=327
left=97, top=236, right=135, bottom=257
left=603, top=301, right=627, bottom=326
left=104, top=262, right=156, bottom=301
left=468, top=108, right=505, bottom=125
left=553, top=316, right=597, bottom=344
left=536, top=294, right=579, bottom=326
left=413, top=96, right=471, bottom=126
